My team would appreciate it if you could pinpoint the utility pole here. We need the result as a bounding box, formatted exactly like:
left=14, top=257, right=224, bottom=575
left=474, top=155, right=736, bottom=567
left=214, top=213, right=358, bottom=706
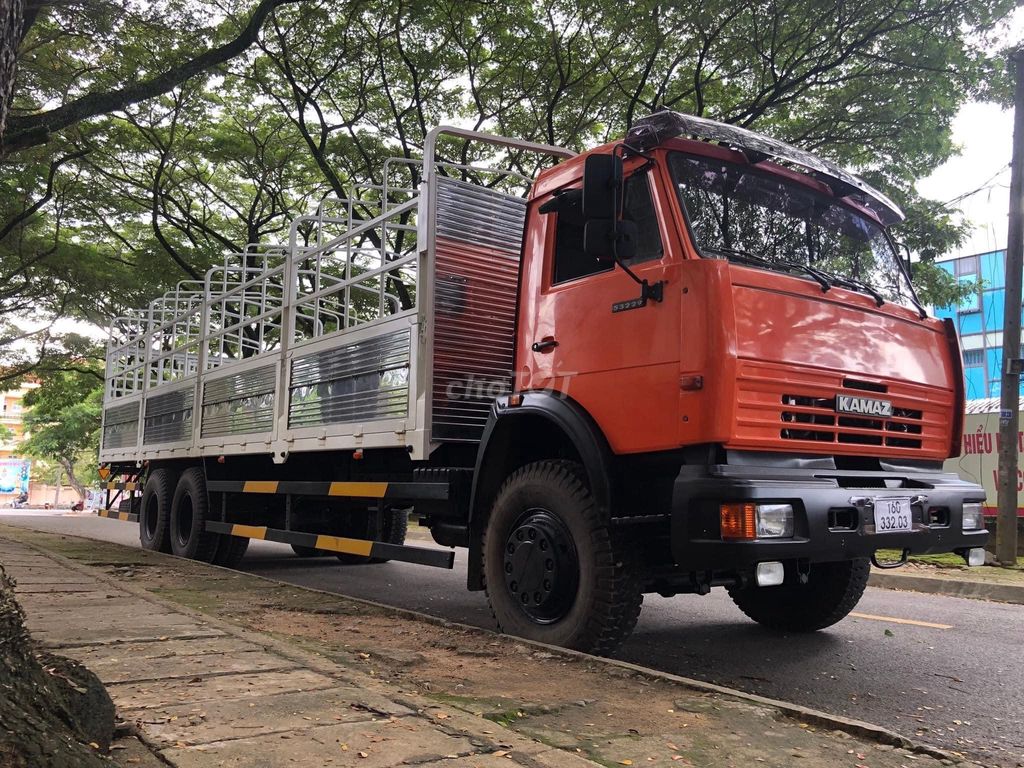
left=996, top=48, right=1024, bottom=566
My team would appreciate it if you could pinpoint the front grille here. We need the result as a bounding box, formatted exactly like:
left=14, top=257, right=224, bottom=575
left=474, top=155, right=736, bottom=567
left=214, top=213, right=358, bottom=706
left=781, top=394, right=922, bottom=449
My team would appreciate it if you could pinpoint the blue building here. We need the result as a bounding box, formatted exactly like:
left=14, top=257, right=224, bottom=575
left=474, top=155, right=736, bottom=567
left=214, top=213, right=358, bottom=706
left=933, top=249, right=1022, bottom=399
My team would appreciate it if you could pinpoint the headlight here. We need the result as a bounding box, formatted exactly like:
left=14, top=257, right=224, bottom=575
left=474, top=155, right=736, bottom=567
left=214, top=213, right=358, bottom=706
left=720, top=503, right=794, bottom=539
left=962, top=502, right=985, bottom=531
left=756, top=504, right=795, bottom=538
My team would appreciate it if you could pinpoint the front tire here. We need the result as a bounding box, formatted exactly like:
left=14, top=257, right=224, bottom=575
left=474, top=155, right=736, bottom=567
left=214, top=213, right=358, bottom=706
left=482, top=461, right=642, bottom=654
left=169, top=467, right=219, bottom=563
left=727, top=558, right=870, bottom=632
left=140, top=469, right=175, bottom=553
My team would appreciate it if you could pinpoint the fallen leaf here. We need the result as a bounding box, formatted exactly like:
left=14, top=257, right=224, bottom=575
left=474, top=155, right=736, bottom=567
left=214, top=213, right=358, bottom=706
left=620, top=761, right=633, bottom=766
left=884, top=629, right=895, bottom=637
left=358, top=751, right=368, bottom=758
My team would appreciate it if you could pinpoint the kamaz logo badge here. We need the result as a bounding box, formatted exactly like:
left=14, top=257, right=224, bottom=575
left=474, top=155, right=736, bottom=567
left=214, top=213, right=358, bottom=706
left=836, top=395, right=893, bottom=417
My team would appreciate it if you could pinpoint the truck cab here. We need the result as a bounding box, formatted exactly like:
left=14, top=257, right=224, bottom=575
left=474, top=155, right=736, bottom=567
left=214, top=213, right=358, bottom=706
left=471, top=112, right=987, bottom=649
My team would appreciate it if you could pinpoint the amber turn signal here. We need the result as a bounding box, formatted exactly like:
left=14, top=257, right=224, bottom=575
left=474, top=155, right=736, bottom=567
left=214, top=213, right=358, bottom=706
left=720, top=503, right=758, bottom=540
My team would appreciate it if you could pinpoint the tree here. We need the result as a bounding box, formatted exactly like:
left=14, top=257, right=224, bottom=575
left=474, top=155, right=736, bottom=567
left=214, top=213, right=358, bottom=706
left=0, top=0, right=1017, bottom=358
left=17, top=366, right=102, bottom=501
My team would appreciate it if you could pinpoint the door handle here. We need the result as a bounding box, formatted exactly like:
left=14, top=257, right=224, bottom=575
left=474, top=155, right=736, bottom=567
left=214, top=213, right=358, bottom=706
left=531, top=338, right=558, bottom=353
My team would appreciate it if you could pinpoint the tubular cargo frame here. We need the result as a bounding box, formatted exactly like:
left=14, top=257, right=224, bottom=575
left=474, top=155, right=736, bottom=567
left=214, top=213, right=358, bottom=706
left=100, top=128, right=575, bottom=466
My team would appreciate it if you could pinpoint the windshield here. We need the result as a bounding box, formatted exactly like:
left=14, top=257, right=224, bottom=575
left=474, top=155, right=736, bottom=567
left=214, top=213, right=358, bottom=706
left=668, top=152, right=916, bottom=307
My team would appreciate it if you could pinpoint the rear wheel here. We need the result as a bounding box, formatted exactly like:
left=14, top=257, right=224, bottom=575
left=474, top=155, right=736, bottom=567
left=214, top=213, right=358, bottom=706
left=482, top=460, right=643, bottom=654
left=169, top=468, right=219, bottom=563
left=139, top=469, right=175, bottom=553
left=367, top=506, right=409, bottom=564
left=213, top=533, right=250, bottom=568
left=727, top=558, right=870, bottom=632
left=291, top=544, right=324, bottom=557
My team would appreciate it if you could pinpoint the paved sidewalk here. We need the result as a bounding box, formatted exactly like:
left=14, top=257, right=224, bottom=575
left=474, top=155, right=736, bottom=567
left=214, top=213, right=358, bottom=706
left=0, top=531, right=988, bottom=768
left=0, top=537, right=582, bottom=768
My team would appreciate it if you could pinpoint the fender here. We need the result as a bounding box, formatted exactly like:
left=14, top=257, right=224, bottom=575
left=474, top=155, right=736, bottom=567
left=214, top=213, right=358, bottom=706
left=465, top=391, right=616, bottom=589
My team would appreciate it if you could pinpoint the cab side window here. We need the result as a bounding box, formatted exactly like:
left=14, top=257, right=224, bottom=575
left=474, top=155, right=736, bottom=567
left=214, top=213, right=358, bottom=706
left=551, top=171, right=663, bottom=285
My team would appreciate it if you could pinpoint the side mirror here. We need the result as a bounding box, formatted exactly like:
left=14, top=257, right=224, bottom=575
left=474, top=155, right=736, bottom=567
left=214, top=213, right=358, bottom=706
left=583, top=154, right=622, bottom=220
left=584, top=219, right=638, bottom=262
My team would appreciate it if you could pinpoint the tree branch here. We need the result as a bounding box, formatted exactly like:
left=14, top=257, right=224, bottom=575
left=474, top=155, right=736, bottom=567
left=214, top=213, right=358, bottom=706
left=2, top=0, right=304, bottom=154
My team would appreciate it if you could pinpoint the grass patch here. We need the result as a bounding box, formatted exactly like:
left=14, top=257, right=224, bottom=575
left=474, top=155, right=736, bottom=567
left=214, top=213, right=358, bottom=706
left=876, top=549, right=1024, bottom=569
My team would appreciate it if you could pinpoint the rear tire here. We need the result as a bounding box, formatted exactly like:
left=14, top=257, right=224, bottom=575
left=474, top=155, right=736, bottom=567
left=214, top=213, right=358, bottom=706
left=367, top=506, right=409, bottom=564
left=291, top=544, right=324, bottom=557
left=140, top=469, right=175, bottom=553
left=213, top=534, right=250, bottom=568
left=727, top=558, right=870, bottom=632
left=482, top=460, right=643, bottom=655
left=169, top=468, right=219, bottom=563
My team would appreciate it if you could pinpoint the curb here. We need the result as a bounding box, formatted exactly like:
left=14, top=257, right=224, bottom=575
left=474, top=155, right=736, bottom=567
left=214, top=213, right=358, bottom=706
left=0, top=530, right=977, bottom=766
left=869, top=571, right=1024, bottom=605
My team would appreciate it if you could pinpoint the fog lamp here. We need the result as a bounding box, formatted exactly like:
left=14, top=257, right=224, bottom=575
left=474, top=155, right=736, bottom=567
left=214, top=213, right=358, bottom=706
left=964, top=547, right=986, bottom=567
left=756, top=561, right=785, bottom=587
left=962, top=502, right=985, bottom=531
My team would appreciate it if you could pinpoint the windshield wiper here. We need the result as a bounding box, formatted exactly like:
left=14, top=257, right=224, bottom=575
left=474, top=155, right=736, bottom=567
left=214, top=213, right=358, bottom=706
left=818, top=272, right=886, bottom=307
left=707, top=248, right=831, bottom=293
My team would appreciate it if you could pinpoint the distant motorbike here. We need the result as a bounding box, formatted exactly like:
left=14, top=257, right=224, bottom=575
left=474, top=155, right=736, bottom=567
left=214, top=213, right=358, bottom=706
left=10, top=492, right=29, bottom=509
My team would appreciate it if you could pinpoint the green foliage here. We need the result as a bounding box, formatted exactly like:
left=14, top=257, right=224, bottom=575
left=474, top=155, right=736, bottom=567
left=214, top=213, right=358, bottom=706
left=0, top=0, right=1018, bottom=369
left=17, top=367, right=103, bottom=498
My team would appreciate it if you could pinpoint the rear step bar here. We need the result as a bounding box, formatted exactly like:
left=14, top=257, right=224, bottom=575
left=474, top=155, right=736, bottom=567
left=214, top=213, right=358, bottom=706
left=94, top=511, right=454, bottom=569
left=205, top=521, right=454, bottom=569
left=97, top=509, right=138, bottom=522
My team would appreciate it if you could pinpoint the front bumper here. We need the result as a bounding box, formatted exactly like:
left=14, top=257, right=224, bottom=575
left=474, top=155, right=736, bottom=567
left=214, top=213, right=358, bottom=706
left=670, top=463, right=988, bottom=571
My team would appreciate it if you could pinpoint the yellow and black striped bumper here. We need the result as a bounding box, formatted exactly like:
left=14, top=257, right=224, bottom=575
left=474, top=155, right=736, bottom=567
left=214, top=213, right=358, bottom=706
left=97, top=509, right=138, bottom=523
left=206, top=480, right=448, bottom=501
left=204, top=521, right=454, bottom=569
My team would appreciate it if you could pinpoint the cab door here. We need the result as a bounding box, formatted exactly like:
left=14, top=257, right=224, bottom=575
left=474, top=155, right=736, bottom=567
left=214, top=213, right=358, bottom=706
left=520, top=164, right=681, bottom=454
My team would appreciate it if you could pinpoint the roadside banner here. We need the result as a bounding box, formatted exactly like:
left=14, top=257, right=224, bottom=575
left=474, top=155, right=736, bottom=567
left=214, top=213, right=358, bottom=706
left=944, top=399, right=1024, bottom=518
left=0, top=459, right=30, bottom=494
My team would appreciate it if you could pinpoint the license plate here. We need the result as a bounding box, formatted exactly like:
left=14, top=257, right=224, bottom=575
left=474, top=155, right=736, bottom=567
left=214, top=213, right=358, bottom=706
left=873, top=497, right=913, bottom=533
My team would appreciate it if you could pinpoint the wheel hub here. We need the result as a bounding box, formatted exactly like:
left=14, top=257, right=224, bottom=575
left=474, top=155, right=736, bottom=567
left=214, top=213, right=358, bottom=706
left=503, top=509, right=578, bottom=623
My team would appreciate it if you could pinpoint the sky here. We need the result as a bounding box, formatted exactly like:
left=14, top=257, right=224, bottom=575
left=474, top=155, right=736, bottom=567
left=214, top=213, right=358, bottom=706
left=915, top=8, right=1022, bottom=260
left=917, top=101, right=1016, bottom=259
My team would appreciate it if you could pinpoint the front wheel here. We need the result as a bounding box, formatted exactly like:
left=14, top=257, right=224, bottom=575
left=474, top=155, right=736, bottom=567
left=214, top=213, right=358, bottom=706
left=727, top=558, right=870, bottom=632
left=482, top=460, right=643, bottom=655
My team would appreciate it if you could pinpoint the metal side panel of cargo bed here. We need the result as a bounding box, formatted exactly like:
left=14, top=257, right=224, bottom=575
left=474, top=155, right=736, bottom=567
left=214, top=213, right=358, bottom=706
left=99, top=127, right=573, bottom=466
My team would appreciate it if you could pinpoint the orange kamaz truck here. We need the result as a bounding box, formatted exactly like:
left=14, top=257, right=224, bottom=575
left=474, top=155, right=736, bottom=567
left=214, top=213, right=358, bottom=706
left=98, top=111, right=988, bottom=653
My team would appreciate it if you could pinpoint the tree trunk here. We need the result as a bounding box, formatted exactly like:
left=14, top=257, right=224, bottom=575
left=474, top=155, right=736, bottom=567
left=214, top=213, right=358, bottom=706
left=0, top=0, right=23, bottom=142
left=59, top=458, right=86, bottom=501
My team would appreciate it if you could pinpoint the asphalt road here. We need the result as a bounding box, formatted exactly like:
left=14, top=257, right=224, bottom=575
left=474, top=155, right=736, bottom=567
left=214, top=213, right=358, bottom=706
left=2, top=511, right=1022, bottom=767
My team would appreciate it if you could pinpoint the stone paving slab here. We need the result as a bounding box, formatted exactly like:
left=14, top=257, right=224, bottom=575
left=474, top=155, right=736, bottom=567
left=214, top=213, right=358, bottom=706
left=25, top=614, right=226, bottom=647
left=17, top=590, right=132, bottom=606
left=160, top=718, right=479, bottom=768
left=131, top=687, right=413, bottom=745
left=63, top=644, right=297, bottom=685
left=108, top=668, right=336, bottom=711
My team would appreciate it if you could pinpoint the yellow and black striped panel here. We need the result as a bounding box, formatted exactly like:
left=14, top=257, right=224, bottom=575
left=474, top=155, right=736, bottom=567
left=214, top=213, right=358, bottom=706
left=206, top=480, right=447, bottom=501
left=96, top=509, right=139, bottom=523
left=204, top=521, right=453, bottom=569
left=105, top=481, right=140, bottom=491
